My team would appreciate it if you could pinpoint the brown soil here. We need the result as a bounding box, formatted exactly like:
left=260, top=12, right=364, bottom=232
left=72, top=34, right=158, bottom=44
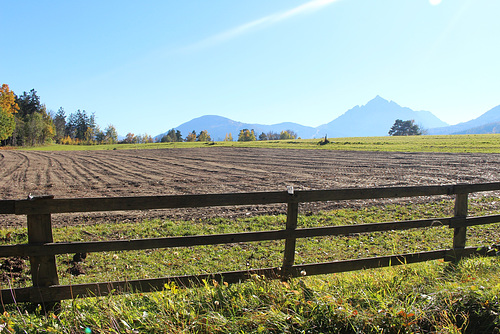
left=1, top=147, right=499, bottom=227
left=0, top=257, right=29, bottom=284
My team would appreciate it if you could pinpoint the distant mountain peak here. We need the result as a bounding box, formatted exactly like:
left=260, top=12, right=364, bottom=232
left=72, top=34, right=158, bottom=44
left=363, top=95, right=394, bottom=109
left=372, top=95, right=386, bottom=101
left=316, top=96, right=448, bottom=137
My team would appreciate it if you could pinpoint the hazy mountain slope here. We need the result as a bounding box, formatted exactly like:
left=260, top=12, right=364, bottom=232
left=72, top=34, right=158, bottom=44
left=316, top=96, right=448, bottom=137
left=452, top=121, right=500, bottom=135
left=428, top=104, right=500, bottom=135
left=155, top=115, right=318, bottom=141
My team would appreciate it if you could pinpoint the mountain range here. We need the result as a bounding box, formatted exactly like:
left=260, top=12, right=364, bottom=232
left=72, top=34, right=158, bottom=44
left=155, top=96, right=500, bottom=141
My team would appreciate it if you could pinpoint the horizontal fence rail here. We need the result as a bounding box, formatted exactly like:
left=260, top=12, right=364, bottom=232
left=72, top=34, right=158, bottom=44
left=0, top=182, right=499, bottom=310
left=8, top=182, right=500, bottom=216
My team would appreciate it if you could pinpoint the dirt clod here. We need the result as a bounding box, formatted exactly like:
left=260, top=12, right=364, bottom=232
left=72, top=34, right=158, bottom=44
left=0, top=257, right=29, bottom=283
left=67, top=263, right=86, bottom=276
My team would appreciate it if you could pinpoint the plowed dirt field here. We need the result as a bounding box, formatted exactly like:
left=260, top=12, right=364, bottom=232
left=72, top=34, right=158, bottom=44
left=1, top=147, right=499, bottom=227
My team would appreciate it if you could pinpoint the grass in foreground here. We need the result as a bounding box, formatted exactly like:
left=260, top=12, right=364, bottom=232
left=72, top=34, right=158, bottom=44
left=0, top=198, right=499, bottom=332
left=20, top=134, right=500, bottom=153
left=2, top=258, right=500, bottom=333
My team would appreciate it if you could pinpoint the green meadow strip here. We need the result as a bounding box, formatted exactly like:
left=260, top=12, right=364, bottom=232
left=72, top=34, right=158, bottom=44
left=20, top=134, right=500, bottom=153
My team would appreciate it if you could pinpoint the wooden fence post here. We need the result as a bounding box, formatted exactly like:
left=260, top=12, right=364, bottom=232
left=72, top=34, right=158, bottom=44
left=452, top=192, right=468, bottom=263
left=281, top=187, right=299, bottom=281
left=27, top=195, right=60, bottom=312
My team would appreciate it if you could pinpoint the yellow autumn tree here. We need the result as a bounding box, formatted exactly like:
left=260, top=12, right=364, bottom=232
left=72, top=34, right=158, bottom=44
left=185, top=131, right=196, bottom=142
left=237, top=129, right=256, bottom=141
left=0, top=84, right=19, bottom=141
left=0, top=84, right=19, bottom=115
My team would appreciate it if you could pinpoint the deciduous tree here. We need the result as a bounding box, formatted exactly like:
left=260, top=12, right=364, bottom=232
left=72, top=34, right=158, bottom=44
left=0, top=84, right=19, bottom=142
left=0, top=107, right=15, bottom=141
left=238, top=129, right=256, bottom=141
left=197, top=130, right=211, bottom=142
left=0, top=84, right=19, bottom=115
left=279, top=130, right=297, bottom=140
left=104, top=125, right=118, bottom=144
left=185, top=130, right=197, bottom=142
left=224, top=133, right=233, bottom=141
left=124, top=132, right=136, bottom=144
left=143, top=134, right=153, bottom=143
left=266, top=131, right=280, bottom=140
left=95, top=128, right=106, bottom=143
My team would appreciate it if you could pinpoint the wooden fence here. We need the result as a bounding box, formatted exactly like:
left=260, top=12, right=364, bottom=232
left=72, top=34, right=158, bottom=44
left=1, top=182, right=500, bottom=310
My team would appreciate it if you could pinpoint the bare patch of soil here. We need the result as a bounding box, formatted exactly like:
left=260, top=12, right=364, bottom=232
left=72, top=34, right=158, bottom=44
left=1, top=148, right=499, bottom=227
left=0, top=257, right=29, bottom=284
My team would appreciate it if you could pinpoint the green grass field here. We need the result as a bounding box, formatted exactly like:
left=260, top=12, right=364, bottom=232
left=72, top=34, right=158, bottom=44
left=21, top=134, right=500, bottom=153
left=1, top=198, right=500, bottom=332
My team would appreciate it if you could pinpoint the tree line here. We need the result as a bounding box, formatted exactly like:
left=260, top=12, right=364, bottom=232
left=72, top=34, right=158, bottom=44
left=1, top=84, right=300, bottom=147
left=0, top=85, right=118, bottom=146
left=158, top=128, right=298, bottom=143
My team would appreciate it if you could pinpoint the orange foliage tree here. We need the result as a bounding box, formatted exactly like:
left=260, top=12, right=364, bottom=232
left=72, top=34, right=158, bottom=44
left=0, top=84, right=19, bottom=141
left=0, top=84, right=19, bottom=115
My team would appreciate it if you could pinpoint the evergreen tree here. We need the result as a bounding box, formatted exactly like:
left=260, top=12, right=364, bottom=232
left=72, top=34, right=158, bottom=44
left=53, top=107, right=66, bottom=143
left=388, top=119, right=422, bottom=136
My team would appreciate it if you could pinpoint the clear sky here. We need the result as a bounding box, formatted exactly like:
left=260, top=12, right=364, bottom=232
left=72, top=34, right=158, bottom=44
left=1, top=0, right=499, bottom=136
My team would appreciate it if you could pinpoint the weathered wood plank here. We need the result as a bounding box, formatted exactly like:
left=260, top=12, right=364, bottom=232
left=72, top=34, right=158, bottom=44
left=298, top=182, right=500, bottom=202
left=297, top=185, right=452, bottom=203
left=27, top=214, right=59, bottom=287
left=14, top=191, right=289, bottom=215
left=27, top=211, right=60, bottom=311
left=282, top=193, right=299, bottom=280
left=0, top=200, right=15, bottom=214
left=289, top=250, right=447, bottom=277
left=449, top=214, right=500, bottom=228
left=452, top=193, right=468, bottom=264
left=292, top=246, right=497, bottom=277
left=13, top=182, right=500, bottom=215
left=453, top=182, right=500, bottom=193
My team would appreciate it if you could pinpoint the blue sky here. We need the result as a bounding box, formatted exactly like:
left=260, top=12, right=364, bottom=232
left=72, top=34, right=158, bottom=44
left=1, top=0, right=499, bottom=136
